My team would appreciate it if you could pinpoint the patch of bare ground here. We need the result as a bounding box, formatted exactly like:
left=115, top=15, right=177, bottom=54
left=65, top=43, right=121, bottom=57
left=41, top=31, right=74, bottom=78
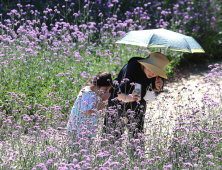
left=143, top=60, right=222, bottom=152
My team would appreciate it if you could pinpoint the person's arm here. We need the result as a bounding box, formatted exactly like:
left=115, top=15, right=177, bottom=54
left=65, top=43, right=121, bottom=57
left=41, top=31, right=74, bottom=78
left=117, top=59, right=140, bottom=102
left=85, top=92, right=110, bottom=116
left=85, top=102, right=105, bottom=116
left=118, top=91, right=140, bottom=102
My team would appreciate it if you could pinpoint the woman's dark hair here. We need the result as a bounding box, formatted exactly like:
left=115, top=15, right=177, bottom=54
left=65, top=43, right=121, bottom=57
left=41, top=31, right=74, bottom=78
left=151, top=77, right=165, bottom=91
left=85, top=71, right=113, bottom=87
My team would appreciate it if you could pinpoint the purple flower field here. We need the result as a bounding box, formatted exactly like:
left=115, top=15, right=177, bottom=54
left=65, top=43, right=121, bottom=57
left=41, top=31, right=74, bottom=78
left=0, top=0, right=221, bottom=169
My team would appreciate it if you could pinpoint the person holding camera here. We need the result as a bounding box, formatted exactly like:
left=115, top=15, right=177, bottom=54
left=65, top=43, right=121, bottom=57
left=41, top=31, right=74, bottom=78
left=103, top=52, right=169, bottom=141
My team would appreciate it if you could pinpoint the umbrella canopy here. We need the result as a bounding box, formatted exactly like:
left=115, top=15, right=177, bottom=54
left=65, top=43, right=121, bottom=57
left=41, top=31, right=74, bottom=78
left=115, top=29, right=205, bottom=53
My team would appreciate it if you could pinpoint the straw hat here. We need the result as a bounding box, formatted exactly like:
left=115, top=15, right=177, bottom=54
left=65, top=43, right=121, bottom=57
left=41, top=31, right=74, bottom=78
left=138, top=52, right=169, bottom=79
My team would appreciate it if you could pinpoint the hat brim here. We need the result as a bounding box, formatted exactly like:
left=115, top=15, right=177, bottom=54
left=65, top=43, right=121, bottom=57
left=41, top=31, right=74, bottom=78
left=138, top=62, right=168, bottom=79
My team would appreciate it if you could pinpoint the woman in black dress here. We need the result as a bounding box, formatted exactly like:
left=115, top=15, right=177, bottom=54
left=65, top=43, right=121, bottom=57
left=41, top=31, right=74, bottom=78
left=103, top=52, right=169, bottom=140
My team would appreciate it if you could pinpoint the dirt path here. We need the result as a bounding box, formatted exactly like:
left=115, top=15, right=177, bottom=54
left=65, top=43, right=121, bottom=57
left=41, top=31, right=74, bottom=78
left=143, top=60, right=222, bottom=150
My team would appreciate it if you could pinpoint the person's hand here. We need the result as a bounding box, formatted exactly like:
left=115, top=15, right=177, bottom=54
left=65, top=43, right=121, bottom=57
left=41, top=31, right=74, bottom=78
left=118, top=92, right=140, bottom=102
left=131, top=90, right=141, bottom=101
left=155, top=76, right=163, bottom=90
left=100, top=92, right=111, bottom=101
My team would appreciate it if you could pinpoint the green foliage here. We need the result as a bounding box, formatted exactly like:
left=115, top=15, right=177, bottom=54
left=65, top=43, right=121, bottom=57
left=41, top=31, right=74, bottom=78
left=0, top=0, right=220, bottom=117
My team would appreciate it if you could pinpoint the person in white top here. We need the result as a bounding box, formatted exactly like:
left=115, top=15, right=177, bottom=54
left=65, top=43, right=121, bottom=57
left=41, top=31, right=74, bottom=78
left=67, top=71, right=112, bottom=138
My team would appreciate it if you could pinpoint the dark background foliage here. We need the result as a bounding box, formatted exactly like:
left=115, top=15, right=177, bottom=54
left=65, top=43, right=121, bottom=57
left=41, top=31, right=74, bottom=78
left=0, top=0, right=221, bottom=66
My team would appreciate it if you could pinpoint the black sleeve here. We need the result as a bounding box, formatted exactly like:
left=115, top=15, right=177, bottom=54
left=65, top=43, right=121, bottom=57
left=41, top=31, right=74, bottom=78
left=118, top=61, right=138, bottom=95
